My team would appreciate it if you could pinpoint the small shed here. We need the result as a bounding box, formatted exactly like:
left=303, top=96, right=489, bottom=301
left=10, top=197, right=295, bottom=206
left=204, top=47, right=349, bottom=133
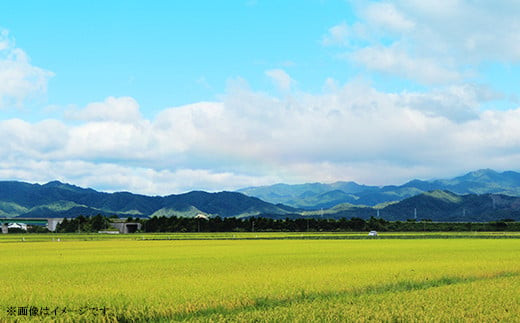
left=110, top=222, right=142, bottom=234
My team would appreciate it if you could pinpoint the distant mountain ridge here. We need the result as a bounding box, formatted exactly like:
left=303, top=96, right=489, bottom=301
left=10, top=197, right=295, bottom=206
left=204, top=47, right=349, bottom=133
left=378, top=190, right=520, bottom=222
left=237, top=169, right=520, bottom=209
left=0, top=181, right=295, bottom=219
left=302, top=189, right=520, bottom=222
left=2, top=169, right=520, bottom=222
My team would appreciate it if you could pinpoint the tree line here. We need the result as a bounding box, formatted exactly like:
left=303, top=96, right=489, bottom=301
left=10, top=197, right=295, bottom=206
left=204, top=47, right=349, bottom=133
left=53, top=215, right=520, bottom=233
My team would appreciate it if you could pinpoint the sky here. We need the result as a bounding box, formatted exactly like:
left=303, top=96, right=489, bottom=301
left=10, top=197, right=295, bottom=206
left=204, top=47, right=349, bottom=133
left=1, top=0, right=520, bottom=195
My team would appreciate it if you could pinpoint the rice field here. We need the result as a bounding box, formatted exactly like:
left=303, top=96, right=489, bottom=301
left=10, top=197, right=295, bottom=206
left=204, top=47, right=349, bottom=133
left=0, top=234, right=519, bottom=322
left=1, top=231, right=520, bottom=243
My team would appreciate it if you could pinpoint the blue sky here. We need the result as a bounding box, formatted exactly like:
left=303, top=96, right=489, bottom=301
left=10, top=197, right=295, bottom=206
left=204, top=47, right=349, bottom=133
left=1, top=1, right=358, bottom=118
left=1, top=1, right=520, bottom=194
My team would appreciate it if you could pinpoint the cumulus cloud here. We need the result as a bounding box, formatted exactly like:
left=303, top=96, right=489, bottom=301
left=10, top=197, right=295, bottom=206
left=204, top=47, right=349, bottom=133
left=3, top=79, right=520, bottom=193
left=0, top=29, right=53, bottom=108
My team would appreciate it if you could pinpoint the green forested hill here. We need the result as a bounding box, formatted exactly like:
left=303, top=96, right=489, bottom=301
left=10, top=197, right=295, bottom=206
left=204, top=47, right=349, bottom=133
left=2, top=171, right=520, bottom=222
left=238, top=169, right=520, bottom=209
left=378, top=190, right=520, bottom=222
left=0, top=181, right=294, bottom=218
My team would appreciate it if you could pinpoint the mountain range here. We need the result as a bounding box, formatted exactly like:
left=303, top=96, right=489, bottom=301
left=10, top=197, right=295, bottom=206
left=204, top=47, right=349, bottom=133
left=238, top=169, right=520, bottom=209
left=0, top=181, right=295, bottom=219
left=1, top=169, right=520, bottom=222
left=309, top=190, right=520, bottom=222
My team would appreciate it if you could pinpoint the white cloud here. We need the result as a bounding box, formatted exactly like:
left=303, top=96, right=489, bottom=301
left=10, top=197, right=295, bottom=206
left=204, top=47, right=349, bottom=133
left=0, top=159, right=277, bottom=196
left=0, top=29, right=53, bottom=108
left=3, top=79, right=520, bottom=193
left=65, top=96, right=142, bottom=123
left=362, top=2, right=415, bottom=32
left=394, top=0, right=520, bottom=62
left=265, top=69, right=295, bottom=92
left=0, top=118, right=68, bottom=159
left=351, top=44, right=460, bottom=84
left=325, top=1, right=520, bottom=85
left=399, top=84, right=500, bottom=122
left=65, top=121, right=152, bottom=160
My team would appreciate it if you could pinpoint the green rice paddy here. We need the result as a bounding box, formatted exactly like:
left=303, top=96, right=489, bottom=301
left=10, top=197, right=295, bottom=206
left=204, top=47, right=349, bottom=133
left=0, top=233, right=519, bottom=322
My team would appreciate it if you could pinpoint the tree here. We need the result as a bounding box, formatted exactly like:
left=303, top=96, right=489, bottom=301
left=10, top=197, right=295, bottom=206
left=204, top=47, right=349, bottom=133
left=91, top=214, right=107, bottom=231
